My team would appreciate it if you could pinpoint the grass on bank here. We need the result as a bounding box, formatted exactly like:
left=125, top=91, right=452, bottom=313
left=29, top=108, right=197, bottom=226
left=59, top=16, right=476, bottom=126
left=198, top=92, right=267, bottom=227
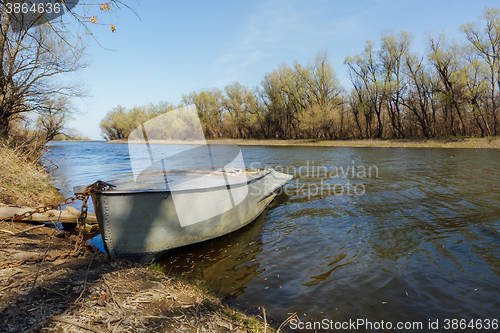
left=0, top=143, right=61, bottom=207
left=147, top=262, right=275, bottom=332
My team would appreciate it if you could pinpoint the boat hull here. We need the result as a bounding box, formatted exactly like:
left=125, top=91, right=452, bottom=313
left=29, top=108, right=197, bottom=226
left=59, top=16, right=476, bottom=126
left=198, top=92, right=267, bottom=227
left=92, top=169, right=292, bottom=263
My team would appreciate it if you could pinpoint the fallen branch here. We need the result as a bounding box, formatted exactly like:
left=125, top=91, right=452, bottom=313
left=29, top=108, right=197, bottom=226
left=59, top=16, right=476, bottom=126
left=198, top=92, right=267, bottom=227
left=51, top=316, right=108, bottom=333
left=111, top=318, right=123, bottom=333
left=277, top=312, right=299, bottom=333
left=262, top=306, right=267, bottom=333
left=170, top=315, right=199, bottom=330
left=102, top=276, right=123, bottom=311
left=22, top=317, right=51, bottom=333
left=14, top=225, right=45, bottom=236
left=0, top=204, right=98, bottom=224
left=31, top=211, right=62, bottom=292
left=0, top=229, right=15, bottom=235
left=0, top=267, right=52, bottom=292
left=76, top=248, right=98, bottom=303
left=36, top=285, right=75, bottom=302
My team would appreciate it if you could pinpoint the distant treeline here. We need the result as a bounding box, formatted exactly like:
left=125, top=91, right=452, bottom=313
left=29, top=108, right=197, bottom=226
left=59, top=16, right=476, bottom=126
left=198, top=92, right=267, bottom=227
left=100, top=7, right=500, bottom=141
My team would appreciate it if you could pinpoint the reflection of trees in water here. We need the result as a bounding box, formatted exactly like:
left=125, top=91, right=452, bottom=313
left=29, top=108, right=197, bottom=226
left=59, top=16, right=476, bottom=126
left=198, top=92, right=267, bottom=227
left=158, top=214, right=267, bottom=297
left=301, top=253, right=350, bottom=287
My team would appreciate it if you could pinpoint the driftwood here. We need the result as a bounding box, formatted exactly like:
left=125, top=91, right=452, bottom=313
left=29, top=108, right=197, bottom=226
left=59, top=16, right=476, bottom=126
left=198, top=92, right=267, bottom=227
left=0, top=204, right=98, bottom=224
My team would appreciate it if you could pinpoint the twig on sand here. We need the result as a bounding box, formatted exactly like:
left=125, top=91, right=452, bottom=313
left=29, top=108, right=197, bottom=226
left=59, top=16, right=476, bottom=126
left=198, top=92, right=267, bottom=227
left=102, top=276, right=123, bottom=311
left=170, top=315, right=199, bottom=330
left=262, top=306, right=267, bottom=333
left=111, top=318, right=124, bottom=333
left=51, top=316, right=108, bottom=333
left=277, top=312, right=299, bottom=333
left=31, top=211, right=62, bottom=291
left=36, top=285, right=74, bottom=301
left=21, top=211, right=61, bottom=309
left=0, top=225, right=44, bottom=237
left=14, top=225, right=45, bottom=235
left=76, top=248, right=98, bottom=303
left=22, top=317, right=51, bottom=333
left=0, top=267, right=52, bottom=292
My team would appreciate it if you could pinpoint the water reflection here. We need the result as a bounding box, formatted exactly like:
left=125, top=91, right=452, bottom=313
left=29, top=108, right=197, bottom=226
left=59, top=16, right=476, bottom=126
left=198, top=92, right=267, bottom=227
left=158, top=213, right=267, bottom=298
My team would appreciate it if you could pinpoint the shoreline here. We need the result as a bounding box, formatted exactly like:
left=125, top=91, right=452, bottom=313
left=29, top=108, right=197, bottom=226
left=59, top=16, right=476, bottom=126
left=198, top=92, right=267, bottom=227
left=0, top=222, right=272, bottom=332
left=106, top=137, right=500, bottom=149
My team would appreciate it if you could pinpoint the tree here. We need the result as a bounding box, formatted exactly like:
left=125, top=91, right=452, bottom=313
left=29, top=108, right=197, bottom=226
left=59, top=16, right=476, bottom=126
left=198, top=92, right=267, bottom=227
left=380, top=31, right=412, bottom=138
left=428, top=35, right=468, bottom=136
left=0, top=0, right=137, bottom=139
left=454, top=46, right=492, bottom=136
left=222, top=82, right=253, bottom=138
left=0, top=20, right=85, bottom=136
left=100, top=105, right=131, bottom=140
left=345, top=41, right=385, bottom=138
left=260, top=63, right=300, bottom=139
left=402, top=51, right=436, bottom=138
left=258, top=51, right=343, bottom=139
left=182, top=88, right=225, bottom=139
left=460, top=6, right=500, bottom=135
left=36, top=96, right=73, bottom=141
left=295, top=51, right=344, bottom=138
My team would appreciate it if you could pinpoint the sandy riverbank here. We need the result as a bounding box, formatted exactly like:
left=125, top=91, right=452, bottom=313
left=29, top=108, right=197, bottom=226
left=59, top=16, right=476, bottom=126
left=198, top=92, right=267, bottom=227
left=108, top=137, right=500, bottom=149
left=0, top=221, right=273, bottom=332
left=208, top=137, right=500, bottom=149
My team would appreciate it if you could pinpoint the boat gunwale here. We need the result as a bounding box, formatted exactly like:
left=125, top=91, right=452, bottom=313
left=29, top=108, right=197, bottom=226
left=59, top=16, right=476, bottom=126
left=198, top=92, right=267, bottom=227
left=96, top=168, right=291, bottom=195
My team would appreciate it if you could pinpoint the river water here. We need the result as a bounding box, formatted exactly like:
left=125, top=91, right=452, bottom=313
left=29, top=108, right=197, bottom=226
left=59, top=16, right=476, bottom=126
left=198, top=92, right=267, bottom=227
left=45, top=141, right=500, bottom=331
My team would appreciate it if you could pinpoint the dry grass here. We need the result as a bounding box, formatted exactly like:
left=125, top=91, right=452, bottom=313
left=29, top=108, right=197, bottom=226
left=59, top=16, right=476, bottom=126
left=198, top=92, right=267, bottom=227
left=39, top=267, right=272, bottom=333
left=0, top=222, right=273, bottom=333
left=0, top=143, right=61, bottom=207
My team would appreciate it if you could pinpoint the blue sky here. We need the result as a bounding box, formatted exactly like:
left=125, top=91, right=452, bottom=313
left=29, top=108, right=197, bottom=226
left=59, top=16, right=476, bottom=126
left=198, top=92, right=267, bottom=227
left=69, top=0, right=499, bottom=139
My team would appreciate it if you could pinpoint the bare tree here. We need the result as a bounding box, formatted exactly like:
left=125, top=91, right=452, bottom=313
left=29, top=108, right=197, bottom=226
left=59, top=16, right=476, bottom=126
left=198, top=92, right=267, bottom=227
left=428, top=35, right=468, bottom=136
left=0, top=14, right=85, bottom=136
left=36, top=96, right=73, bottom=141
left=461, top=6, right=500, bottom=135
left=380, top=31, right=412, bottom=138
left=0, top=0, right=138, bottom=139
left=345, top=41, right=385, bottom=138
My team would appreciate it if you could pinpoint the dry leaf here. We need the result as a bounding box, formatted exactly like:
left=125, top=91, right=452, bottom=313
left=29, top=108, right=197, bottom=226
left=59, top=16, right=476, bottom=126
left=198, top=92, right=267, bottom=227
left=98, top=293, right=109, bottom=306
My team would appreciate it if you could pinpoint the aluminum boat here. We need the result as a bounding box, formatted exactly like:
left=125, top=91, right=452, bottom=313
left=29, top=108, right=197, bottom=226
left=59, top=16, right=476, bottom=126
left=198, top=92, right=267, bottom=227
left=81, top=167, right=292, bottom=263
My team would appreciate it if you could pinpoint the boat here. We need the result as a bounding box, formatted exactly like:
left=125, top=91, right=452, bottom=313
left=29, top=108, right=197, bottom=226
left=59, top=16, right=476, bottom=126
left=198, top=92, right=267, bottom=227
left=80, top=166, right=292, bottom=263
left=77, top=105, right=292, bottom=263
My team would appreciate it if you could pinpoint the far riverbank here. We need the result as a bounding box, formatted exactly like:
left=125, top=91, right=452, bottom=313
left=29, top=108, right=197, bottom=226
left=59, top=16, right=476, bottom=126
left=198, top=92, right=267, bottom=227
left=108, top=137, right=500, bottom=149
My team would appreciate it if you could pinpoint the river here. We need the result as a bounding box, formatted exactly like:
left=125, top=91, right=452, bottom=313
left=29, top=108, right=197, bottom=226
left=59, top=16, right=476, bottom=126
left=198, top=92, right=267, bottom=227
left=44, top=141, right=500, bottom=331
